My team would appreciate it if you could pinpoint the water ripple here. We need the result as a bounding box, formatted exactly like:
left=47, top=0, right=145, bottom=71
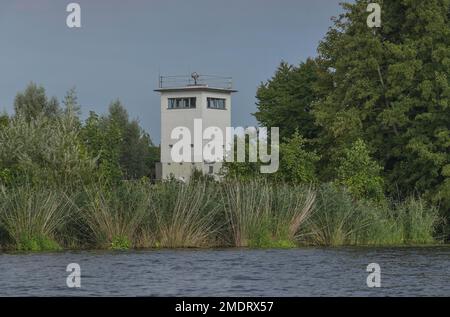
left=0, top=247, right=449, bottom=296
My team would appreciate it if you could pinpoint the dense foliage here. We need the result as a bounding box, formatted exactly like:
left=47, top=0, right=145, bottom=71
left=253, top=0, right=449, bottom=224
left=0, top=0, right=447, bottom=250
left=0, top=179, right=440, bottom=251
left=1, top=83, right=159, bottom=187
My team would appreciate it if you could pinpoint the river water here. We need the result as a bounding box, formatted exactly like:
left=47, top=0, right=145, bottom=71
left=0, top=247, right=449, bottom=296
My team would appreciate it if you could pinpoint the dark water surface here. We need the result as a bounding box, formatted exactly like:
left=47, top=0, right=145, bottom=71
left=0, top=247, right=449, bottom=296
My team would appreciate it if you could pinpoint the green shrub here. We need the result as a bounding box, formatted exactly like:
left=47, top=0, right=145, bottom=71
left=0, top=114, right=97, bottom=190
left=111, top=236, right=132, bottom=250
left=336, top=139, right=384, bottom=202
left=278, top=131, right=320, bottom=184
left=17, top=235, right=61, bottom=252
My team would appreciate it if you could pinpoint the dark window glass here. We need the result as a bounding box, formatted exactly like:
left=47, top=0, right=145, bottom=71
left=207, top=97, right=226, bottom=109
left=168, top=97, right=196, bottom=109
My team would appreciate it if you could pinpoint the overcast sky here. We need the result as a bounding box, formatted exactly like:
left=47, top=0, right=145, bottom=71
left=0, top=0, right=343, bottom=144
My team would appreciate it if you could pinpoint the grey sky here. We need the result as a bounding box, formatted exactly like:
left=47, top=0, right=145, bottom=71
left=0, top=0, right=343, bottom=144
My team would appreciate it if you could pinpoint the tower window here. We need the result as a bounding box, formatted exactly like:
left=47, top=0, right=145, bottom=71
left=168, top=97, right=196, bottom=109
left=207, top=98, right=226, bottom=110
left=209, top=166, right=214, bottom=174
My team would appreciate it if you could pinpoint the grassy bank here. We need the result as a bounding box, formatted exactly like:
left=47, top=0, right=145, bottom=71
left=0, top=179, right=443, bottom=252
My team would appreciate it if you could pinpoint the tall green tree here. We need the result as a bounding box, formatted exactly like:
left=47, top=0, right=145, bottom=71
left=252, top=0, right=449, bottom=217
left=81, top=100, right=159, bottom=181
left=81, top=111, right=123, bottom=182
left=222, top=132, right=319, bottom=184
left=13, top=82, right=61, bottom=121
left=0, top=113, right=8, bottom=129
left=336, top=139, right=384, bottom=202
left=0, top=105, right=95, bottom=188
left=107, top=100, right=158, bottom=179
left=63, top=87, right=81, bottom=117
left=254, top=59, right=322, bottom=141
left=313, top=0, right=450, bottom=209
left=277, top=131, right=320, bottom=184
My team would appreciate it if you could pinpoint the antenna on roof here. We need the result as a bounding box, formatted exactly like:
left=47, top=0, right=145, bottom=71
left=191, top=72, right=200, bottom=85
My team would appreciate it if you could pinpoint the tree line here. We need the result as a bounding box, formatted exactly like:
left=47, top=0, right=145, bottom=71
left=0, top=0, right=447, bottom=247
left=226, top=0, right=449, bottom=226
left=234, top=0, right=450, bottom=205
left=0, top=82, right=159, bottom=187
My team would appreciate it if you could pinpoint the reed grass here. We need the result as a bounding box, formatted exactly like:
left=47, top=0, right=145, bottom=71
left=0, top=184, right=73, bottom=251
left=221, top=179, right=272, bottom=247
left=303, top=183, right=362, bottom=246
left=272, top=184, right=316, bottom=244
left=81, top=182, right=149, bottom=249
left=396, top=197, right=440, bottom=244
left=347, top=200, right=405, bottom=246
left=221, top=179, right=315, bottom=248
left=0, top=179, right=441, bottom=251
left=303, top=183, right=440, bottom=246
left=147, top=181, right=220, bottom=248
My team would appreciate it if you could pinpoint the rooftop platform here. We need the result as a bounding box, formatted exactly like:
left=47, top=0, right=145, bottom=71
left=155, top=73, right=237, bottom=93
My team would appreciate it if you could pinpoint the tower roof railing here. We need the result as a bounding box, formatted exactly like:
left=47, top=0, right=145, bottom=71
left=158, top=73, right=233, bottom=90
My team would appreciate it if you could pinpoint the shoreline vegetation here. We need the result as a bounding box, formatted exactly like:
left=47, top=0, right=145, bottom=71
left=1, top=1, right=449, bottom=252
left=0, top=178, right=443, bottom=252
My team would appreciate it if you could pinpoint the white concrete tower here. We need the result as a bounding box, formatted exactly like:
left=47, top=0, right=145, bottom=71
left=155, top=73, right=237, bottom=181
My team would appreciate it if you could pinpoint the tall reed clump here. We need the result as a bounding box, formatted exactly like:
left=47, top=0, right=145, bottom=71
left=396, top=197, right=440, bottom=244
left=81, top=181, right=150, bottom=250
left=221, top=179, right=271, bottom=247
left=352, top=201, right=404, bottom=246
left=303, top=183, right=363, bottom=246
left=0, top=184, right=73, bottom=251
left=221, top=179, right=315, bottom=248
left=303, top=183, right=441, bottom=246
left=146, top=180, right=220, bottom=248
left=355, top=198, right=440, bottom=245
left=270, top=183, right=316, bottom=247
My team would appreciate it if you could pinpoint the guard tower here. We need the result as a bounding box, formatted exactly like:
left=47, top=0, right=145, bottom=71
left=155, top=73, right=237, bottom=181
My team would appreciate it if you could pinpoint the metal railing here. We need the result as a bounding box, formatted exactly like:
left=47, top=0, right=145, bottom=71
left=158, top=73, right=233, bottom=90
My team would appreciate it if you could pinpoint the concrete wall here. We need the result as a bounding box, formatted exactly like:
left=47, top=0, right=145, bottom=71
left=159, top=88, right=232, bottom=181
